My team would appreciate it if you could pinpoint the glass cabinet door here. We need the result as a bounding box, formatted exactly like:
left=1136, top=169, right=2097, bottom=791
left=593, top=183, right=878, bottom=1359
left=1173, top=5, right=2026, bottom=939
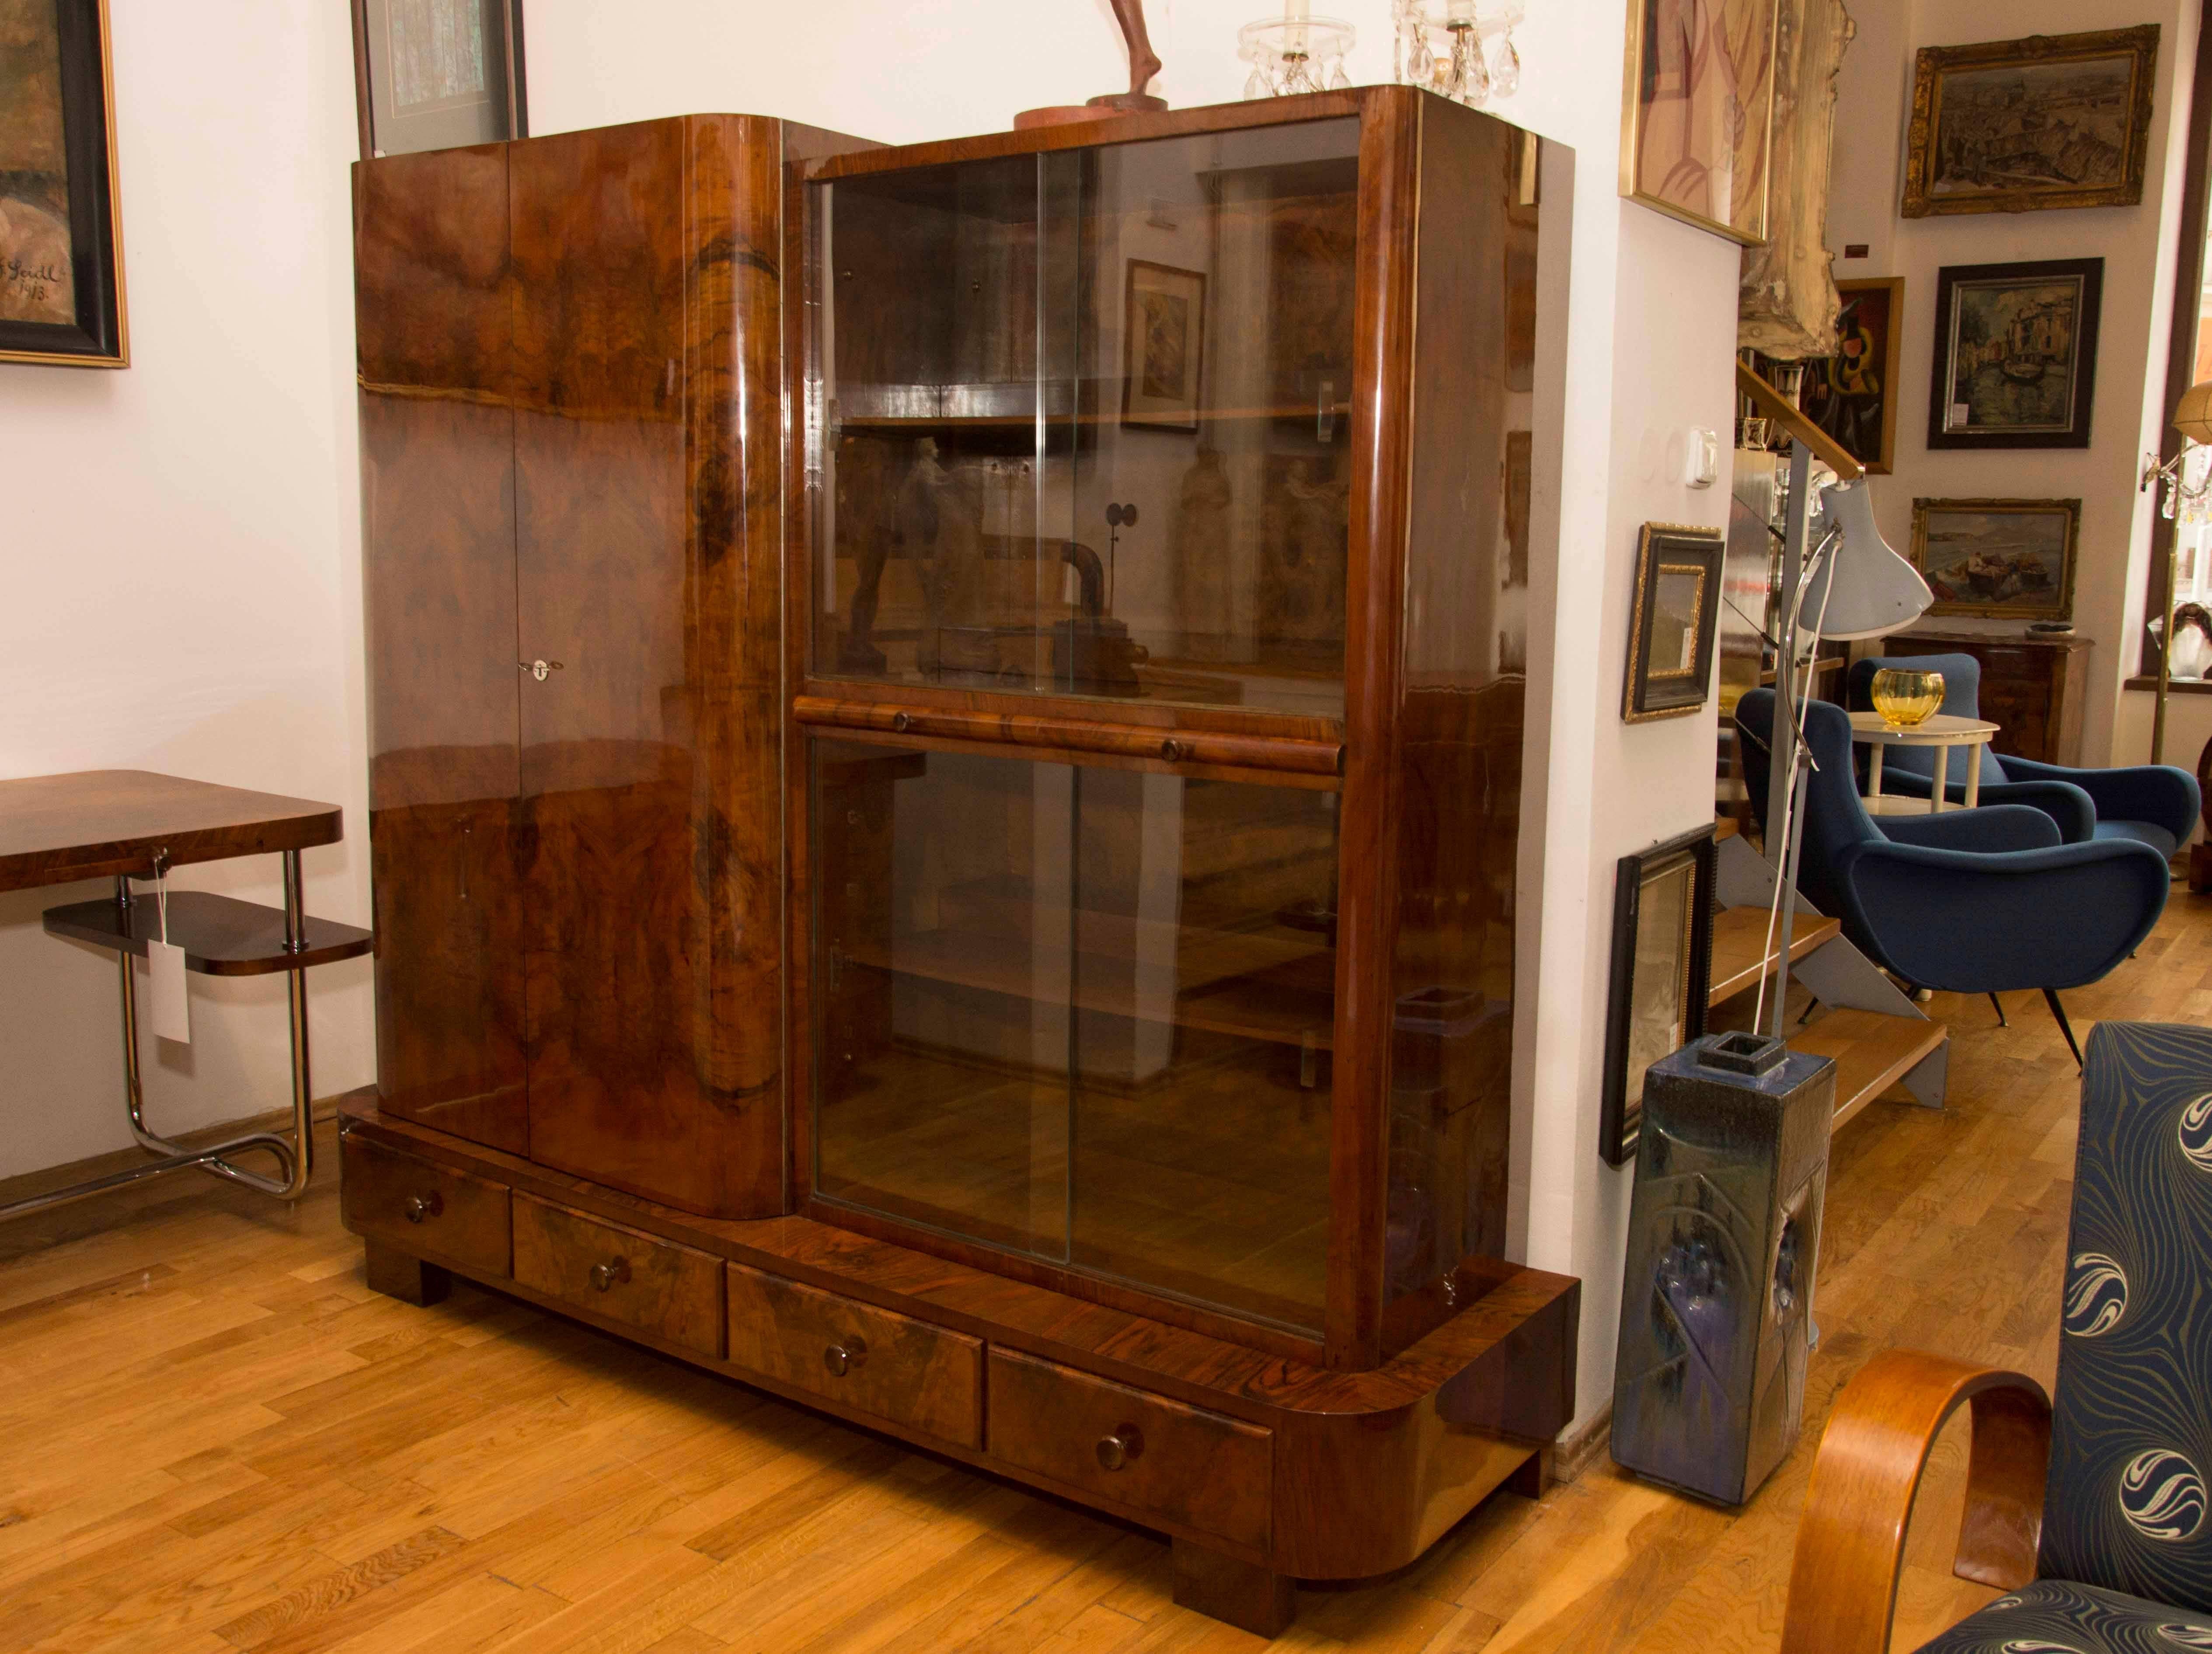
left=809, top=737, right=1339, bottom=1336
left=806, top=118, right=1360, bottom=717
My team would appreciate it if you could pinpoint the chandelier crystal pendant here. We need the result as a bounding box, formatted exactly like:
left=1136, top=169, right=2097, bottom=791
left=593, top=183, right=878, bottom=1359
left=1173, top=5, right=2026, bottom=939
left=1238, top=0, right=1355, bottom=98
left=1392, top=0, right=1523, bottom=107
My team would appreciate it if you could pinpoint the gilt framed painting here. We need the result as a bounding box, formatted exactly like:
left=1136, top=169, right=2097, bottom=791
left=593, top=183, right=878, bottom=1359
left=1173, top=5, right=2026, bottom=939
left=1620, top=0, right=1779, bottom=245
left=1122, top=260, right=1206, bottom=433
left=0, top=0, right=125, bottom=367
left=1902, top=27, right=2159, bottom=218
left=1802, top=277, right=1902, bottom=474
left=1909, top=498, right=2080, bottom=623
left=1928, top=258, right=2101, bottom=450
left=1623, top=523, right=1727, bottom=722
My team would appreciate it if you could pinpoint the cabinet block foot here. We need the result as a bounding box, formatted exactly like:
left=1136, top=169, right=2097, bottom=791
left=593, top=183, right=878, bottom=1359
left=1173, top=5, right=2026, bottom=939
left=1171, top=1539, right=1295, bottom=1639
left=364, top=1239, right=450, bottom=1306
left=1508, top=1446, right=1552, bottom=1499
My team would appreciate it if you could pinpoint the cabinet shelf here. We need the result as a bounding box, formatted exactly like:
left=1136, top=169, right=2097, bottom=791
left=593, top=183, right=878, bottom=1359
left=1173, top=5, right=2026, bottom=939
left=836, top=404, right=1352, bottom=434
left=839, top=925, right=1335, bottom=1052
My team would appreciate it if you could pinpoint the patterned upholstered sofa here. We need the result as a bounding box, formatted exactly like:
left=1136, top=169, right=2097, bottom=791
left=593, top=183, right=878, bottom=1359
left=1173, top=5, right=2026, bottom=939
left=1779, top=1021, right=2212, bottom=1654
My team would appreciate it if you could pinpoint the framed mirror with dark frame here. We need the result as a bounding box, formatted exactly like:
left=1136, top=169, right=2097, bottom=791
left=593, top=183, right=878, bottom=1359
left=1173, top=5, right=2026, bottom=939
left=351, top=0, right=526, bottom=161
left=1622, top=523, right=1726, bottom=722
left=1599, top=825, right=1717, bottom=1167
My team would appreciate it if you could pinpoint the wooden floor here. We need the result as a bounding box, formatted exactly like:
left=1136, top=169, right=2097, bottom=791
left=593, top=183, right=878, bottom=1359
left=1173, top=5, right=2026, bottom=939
left=4, top=896, right=2205, bottom=1654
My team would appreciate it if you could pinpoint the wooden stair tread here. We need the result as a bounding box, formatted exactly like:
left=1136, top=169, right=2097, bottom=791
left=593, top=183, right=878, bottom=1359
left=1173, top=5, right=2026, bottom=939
left=1790, top=1008, right=1947, bottom=1133
left=1707, top=906, right=1843, bottom=1007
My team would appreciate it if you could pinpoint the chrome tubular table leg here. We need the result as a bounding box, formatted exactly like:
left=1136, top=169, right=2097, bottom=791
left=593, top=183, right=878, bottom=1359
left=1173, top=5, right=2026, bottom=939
left=0, top=859, right=317, bottom=1222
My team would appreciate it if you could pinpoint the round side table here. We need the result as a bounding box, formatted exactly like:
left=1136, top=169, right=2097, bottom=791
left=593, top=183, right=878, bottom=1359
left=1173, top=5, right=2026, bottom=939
left=1849, top=711, right=2000, bottom=816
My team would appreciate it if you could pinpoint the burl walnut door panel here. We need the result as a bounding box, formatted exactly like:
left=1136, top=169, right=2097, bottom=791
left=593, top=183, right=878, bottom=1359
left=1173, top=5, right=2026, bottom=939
left=508, top=121, right=774, bottom=1218
left=356, top=143, right=530, bottom=1155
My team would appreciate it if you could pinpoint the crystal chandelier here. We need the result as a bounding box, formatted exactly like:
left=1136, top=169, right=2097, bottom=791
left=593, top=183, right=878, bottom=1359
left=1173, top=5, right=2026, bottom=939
left=1392, top=0, right=1523, bottom=106
left=1239, top=1, right=1354, bottom=98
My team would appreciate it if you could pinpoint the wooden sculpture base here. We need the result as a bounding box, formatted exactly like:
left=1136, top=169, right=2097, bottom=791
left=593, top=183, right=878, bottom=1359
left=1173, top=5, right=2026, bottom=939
left=337, top=1092, right=1578, bottom=1637
left=1014, top=92, right=1168, bottom=129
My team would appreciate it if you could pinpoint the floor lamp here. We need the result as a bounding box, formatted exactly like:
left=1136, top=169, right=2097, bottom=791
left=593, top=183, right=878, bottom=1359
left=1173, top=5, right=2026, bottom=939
left=2139, top=379, right=2212, bottom=766
left=1736, top=364, right=1934, bottom=1041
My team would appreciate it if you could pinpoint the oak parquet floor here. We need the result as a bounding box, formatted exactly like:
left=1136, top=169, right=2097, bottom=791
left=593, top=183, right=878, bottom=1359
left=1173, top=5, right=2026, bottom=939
left=3, top=893, right=2201, bottom=1653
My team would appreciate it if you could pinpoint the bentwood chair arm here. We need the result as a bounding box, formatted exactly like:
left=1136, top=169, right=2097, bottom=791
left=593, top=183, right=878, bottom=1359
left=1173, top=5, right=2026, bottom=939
left=1780, top=1350, right=2052, bottom=1654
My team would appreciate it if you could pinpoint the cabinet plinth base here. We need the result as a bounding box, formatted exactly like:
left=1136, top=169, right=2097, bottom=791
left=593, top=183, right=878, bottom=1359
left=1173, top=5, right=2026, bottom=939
left=364, top=1238, right=450, bottom=1306
left=1172, top=1539, right=1295, bottom=1637
left=336, top=1094, right=1578, bottom=1636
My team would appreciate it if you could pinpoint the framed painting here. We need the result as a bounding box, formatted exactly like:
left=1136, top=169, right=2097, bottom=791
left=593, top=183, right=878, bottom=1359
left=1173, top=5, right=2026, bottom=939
left=1928, top=258, right=2101, bottom=450
left=1801, top=276, right=1902, bottom=474
left=1122, top=259, right=1206, bottom=433
left=0, top=0, right=125, bottom=368
left=1620, top=0, right=1780, bottom=245
left=1599, top=825, right=1717, bottom=1167
left=1902, top=26, right=2158, bottom=218
left=1909, top=498, right=2081, bottom=622
left=1623, top=523, right=1727, bottom=723
left=351, top=0, right=527, bottom=160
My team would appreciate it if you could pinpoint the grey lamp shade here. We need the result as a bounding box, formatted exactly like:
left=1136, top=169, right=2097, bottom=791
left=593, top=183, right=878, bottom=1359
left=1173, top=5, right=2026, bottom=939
left=1799, top=478, right=1933, bottom=642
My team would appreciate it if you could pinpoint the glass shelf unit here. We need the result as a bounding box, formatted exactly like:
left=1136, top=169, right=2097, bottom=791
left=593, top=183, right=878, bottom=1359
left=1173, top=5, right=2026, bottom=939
left=789, top=88, right=1541, bottom=1369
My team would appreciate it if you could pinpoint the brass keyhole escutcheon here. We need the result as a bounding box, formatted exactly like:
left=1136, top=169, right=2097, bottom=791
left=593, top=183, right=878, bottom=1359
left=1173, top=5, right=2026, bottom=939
left=521, top=659, right=565, bottom=682
left=1096, top=1424, right=1145, bottom=1471
left=823, top=1336, right=868, bottom=1377
left=404, top=1191, right=443, bottom=1224
left=589, top=1257, right=631, bottom=1292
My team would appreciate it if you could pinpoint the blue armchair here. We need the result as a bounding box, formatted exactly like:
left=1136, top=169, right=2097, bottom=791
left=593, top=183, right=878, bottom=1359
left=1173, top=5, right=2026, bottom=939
left=1736, top=690, right=2170, bottom=1061
left=1779, top=1022, right=2212, bottom=1654
left=1848, top=653, right=2200, bottom=858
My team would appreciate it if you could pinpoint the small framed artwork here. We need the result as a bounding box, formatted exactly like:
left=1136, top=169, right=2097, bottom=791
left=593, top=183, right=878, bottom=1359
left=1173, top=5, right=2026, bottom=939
left=1902, top=27, right=2159, bottom=219
left=1600, top=825, right=1717, bottom=1167
left=1909, top=498, right=2081, bottom=622
left=1928, top=259, right=2101, bottom=450
left=1623, top=523, right=1727, bottom=723
left=1620, top=0, right=1780, bottom=245
left=1121, top=260, right=1206, bottom=433
left=0, top=0, right=126, bottom=368
left=352, top=0, right=528, bottom=160
left=1801, top=277, right=1902, bottom=474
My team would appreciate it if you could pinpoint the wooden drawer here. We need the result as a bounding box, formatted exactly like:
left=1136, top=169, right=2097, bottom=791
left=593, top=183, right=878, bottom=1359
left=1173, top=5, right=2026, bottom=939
left=511, top=1193, right=724, bottom=1358
left=726, top=1264, right=982, bottom=1448
left=986, top=1349, right=1272, bottom=1551
left=340, top=1132, right=511, bottom=1278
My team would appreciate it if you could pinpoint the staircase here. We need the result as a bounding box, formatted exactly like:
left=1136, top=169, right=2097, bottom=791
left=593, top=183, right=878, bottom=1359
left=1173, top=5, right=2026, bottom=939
left=1708, top=835, right=1948, bottom=1131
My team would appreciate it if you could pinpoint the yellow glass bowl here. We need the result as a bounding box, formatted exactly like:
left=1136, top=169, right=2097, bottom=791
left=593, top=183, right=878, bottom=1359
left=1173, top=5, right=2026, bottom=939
left=1869, top=667, right=1945, bottom=731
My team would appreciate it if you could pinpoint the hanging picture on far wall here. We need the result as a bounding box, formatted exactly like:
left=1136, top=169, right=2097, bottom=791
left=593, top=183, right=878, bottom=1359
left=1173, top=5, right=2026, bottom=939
left=0, top=0, right=125, bottom=367
left=1928, top=258, right=2102, bottom=450
left=1801, top=276, right=1902, bottom=474
left=1619, top=0, right=1780, bottom=245
left=1909, top=497, right=2081, bottom=623
left=351, top=0, right=527, bottom=159
left=1902, top=26, right=2159, bottom=218
left=1121, top=259, right=1207, bottom=433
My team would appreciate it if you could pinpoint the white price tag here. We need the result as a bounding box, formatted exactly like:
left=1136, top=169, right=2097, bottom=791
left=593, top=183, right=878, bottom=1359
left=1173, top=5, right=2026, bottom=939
left=148, top=865, right=190, bottom=1044
left=1950, top=401, right=1972, bottom=427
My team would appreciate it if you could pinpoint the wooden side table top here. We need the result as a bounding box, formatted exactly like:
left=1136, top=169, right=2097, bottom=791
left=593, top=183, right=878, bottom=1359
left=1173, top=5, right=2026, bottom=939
left=1846, top=712, right=1999, bottom=747
left=0, top=770, right=342, bottom=894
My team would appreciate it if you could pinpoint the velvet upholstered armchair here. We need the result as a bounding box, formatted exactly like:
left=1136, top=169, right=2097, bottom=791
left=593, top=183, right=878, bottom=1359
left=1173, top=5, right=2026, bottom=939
left=1846, top=653, right=2200, bottom=859
left=1735, top=691, right=2170, bottom=1062
left=1779, top=1022, right=2212, bottom=1653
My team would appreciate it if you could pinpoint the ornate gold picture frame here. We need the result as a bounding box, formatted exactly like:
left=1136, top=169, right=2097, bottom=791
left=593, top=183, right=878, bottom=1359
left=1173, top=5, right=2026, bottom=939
left=1902, top=26, right=2159, bottom=219
left=1623, top=523, right=1727, bottom=722
left=1909, top=497, right=2081, bottom=621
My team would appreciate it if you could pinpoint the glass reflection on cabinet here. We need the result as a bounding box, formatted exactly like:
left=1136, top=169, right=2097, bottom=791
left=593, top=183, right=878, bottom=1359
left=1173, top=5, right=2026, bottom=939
left=810, top=738, right=1339, bottom=1334
left=807, top=119, right=1361, bottom=717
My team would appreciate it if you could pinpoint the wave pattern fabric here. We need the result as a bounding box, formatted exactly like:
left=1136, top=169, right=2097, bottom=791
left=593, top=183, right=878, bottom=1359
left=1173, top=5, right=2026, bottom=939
left=1912, top=1581, right=2212, bottom=1654
left=2038, top=1023, right=2212, bottom=1612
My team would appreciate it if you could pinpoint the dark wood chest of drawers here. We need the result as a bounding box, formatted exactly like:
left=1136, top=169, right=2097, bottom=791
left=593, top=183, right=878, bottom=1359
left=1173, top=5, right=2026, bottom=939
left=1875, top=631, right=2092, bottom=765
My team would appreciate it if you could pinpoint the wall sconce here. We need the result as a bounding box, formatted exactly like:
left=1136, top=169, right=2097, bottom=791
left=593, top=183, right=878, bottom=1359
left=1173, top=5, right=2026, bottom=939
left=2140, top=380, right=2212, bottom=523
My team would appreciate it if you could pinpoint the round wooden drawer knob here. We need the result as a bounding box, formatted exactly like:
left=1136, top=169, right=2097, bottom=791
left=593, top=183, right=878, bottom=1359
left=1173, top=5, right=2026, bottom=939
left=892, top=712, right=913, bottom=733
left=404, top=1191, right=443, bottom=1224
left=1159, top=739, right=1187, bottom=762
left=823, top=1336, right=868, bottom=1377
left=1096, top=1424, right=1145, bottom=1471
left=589, top=1258, right=631, bottom=1292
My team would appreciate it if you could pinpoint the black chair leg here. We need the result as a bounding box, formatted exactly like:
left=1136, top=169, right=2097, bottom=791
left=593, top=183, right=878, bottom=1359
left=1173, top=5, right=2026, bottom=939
left=1989, top=992, right=2008, bottom=1028
left=2043, top=988, right=2083, bottom=1070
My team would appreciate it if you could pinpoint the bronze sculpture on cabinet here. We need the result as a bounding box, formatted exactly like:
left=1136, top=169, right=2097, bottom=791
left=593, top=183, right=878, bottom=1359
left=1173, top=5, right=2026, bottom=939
left=345, top=91, right=1574, bottom=1640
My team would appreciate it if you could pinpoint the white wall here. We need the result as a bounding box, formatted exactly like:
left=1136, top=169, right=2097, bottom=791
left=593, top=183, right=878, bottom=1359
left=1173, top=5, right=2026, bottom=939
left=526, top=0, right=1740, bottom=1425
left=1826, top=0, right=2201, bottom=770
left=0, top=3, right=370, bottom=1179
